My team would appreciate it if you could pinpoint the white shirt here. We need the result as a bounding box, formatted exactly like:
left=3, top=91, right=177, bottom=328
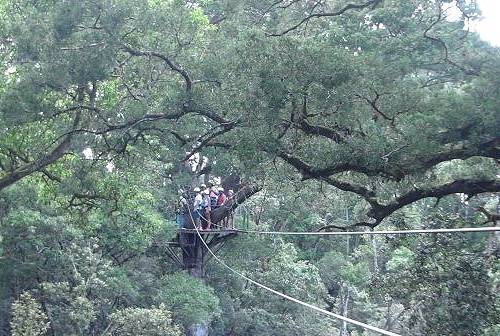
left=193, top=193, right=203, bottom=209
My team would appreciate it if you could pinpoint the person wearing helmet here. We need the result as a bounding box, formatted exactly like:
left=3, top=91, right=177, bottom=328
left=202, top=189, right=212, bottom=230
left=210, top=186, right=219, bottom=209
left=216, top=187, right=226, bottom=208
left=193, top=187, right=202, bottom=229
left=176, top=193, right=188, bottom=229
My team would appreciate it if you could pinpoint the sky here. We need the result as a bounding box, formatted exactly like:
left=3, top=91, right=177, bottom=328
left=474, top=0, right=500, bottom=46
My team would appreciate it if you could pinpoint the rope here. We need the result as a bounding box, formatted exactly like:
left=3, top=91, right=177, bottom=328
left=184, top=206, right=401, bottom=336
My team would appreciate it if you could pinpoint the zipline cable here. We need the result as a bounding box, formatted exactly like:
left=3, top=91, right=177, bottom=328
left=181, top=226, right=500, bottom=236
left=185, top=207, right=402, bottom=336
left=231, top=226, right=500, bottom=235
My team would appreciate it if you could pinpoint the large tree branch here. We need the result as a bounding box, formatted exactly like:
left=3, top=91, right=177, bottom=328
left=368, top=179, right=500, bottom=224
left=398, top=137, right=500, bottom=173
left=319, top=178, right=500, bottom=230
left=321, top=176, right=378, bottom=206
left=0, top=103, right=83, bottom=192
left=277, top=134, right=499, bottom=182
left=211, top=184, right=262, bottom=224
left=276, top=150, right=397, bottom=179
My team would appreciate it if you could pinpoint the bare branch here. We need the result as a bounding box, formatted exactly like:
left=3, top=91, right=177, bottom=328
left=423, top=5, right=479, bottom=76
left=269, top=0, right=382, bottom=36
left=122, top=44, right=193, bottom=92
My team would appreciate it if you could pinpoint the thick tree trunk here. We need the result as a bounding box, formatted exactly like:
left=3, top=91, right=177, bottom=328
left=339, top=284, right=350, bottom=336
left=182, top=233, right=205, bottom=277
left=177, top=184, right=260, bottom=336
left=181, top=233, right=209, bottom=336
left=371, top=232, right=379, bottom=273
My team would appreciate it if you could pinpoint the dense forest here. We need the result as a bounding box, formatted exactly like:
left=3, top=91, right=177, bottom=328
left=0, top=0, right=499, bottom=335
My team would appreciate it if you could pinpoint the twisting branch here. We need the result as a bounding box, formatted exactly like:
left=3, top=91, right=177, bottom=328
left=321, top=176, right=378, bottom=206
left=292, top=95, right=350, bottom=142
left=121, top=44, right=193, bottom=92
left=182, top=121, right=238, bottom=162
left=423, top=3, right=479, bottom=76
left=276, top=133, right=499, bottom=183
left=276, top=150, right=400, bottom=179
left=269, top=0, right=382, bottom=36
left=368, top=179, right=500, bottom=224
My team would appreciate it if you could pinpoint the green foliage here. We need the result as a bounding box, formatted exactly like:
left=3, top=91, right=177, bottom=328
left=380, top=214, right=499, bottom=335
left=208, top=238, right=337, bottom=336
left=40, top=282, right=97, bottom=335
left=386, top=246, right=415, bottom=271
left=155, top=272, right=220, bottom=327
left=10, top=293, right=49, bottom=336
left=109, top=304, right=182, bottom=336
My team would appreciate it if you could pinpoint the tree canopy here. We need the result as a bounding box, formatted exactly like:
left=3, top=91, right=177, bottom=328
left=0, top=0, right=498, bottom=335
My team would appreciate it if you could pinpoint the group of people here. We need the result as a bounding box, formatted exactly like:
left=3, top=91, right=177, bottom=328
left=190, top=184, right=234, bottom=230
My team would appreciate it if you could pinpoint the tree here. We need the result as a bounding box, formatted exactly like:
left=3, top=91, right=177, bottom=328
left=1, top=1, right=499, bottom=335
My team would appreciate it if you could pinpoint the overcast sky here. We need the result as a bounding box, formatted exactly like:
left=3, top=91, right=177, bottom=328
left=475, top=0, right=500, bottom=46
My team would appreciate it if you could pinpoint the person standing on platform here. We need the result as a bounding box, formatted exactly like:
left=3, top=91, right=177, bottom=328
left=202, top=189, right=212, bottom=230
left=210, top=186, right=219, bottom=210
left=216, top=187, right=226, bottom=207
left=193, top=187, right=203, bottom=229
left=176, top=194, right=188, bottom=229
left=216, top=187, right=227, bottom=227
left=227, top=189, right=235, bottom=229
